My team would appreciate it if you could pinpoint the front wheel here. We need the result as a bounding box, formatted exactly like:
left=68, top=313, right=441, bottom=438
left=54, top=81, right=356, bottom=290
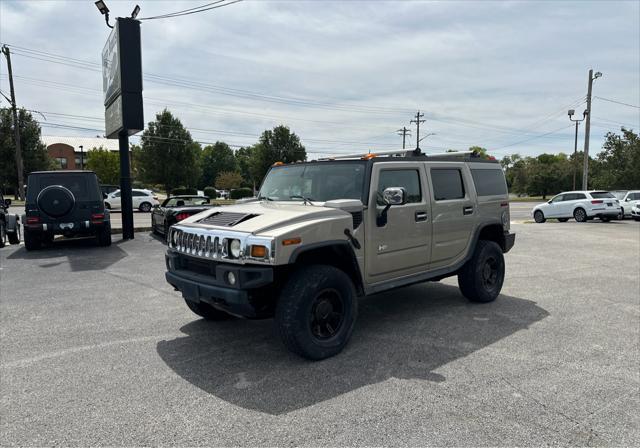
left=458, top=240, right=505, bottom=303
left=574, top=208, right=587, bottom=223
left=534, top=210, right=546, bottom=223
left=275, top=264, right=358, bottom=360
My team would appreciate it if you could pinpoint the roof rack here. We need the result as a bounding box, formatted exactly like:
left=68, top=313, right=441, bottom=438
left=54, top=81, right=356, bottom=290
left=319, top=149, right=477, bottom=161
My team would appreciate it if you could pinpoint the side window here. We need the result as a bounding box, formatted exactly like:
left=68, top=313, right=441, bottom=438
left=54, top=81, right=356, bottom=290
left=563, top=193, right=576, bottom=201
left=132, top=191, right=144, bottom=197
left=376, top=169, right=421, bottom=205
left=114, top=192, right=121, bottom=198
left=574, top=193, right=586, bottom=200
left=471, top=169, right=508, bottom=196
left=631, top=193, right=640, bottom=200
left=551, top=194, right=565, bottom=203
left=431, top=169, right=465, bottom=201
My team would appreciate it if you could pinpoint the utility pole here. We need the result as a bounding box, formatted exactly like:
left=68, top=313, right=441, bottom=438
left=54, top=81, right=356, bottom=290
left=568, top=109, right=587, bottom=190
left=410, top=110, right=425, bottom=150
left=396, top=127, right=411, bottom=149
left=582, top=69, right=602, bottom=190
left=79, top=145, right=84, bottom=170
left=2, top=45, right=25, bottom=200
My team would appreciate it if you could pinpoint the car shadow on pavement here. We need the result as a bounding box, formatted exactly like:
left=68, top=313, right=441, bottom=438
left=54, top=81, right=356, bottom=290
left=6, top=237, right=127, bottom=271
left=157, top=282, right=549, bottom=415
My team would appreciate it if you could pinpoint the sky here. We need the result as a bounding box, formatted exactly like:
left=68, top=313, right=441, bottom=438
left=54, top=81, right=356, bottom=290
left=1, top=0, right=639, bottom=160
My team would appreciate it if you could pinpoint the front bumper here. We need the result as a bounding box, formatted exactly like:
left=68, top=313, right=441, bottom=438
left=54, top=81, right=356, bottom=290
left=165, top=251, right=274, bottom=318
left=503, top=231, right=516, bottom=253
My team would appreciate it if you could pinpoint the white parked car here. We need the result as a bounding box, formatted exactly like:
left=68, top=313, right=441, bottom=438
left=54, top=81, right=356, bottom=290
left=105, top=189, right=160, bottom=212
left=631, top=204, right=640, bottom=221
left=613, top=190, right=640, bottom=218
left=532, top=190, right=620, bottom=223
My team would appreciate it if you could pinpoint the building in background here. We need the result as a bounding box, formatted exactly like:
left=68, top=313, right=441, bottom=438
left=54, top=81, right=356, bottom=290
left=43, top=136, right=121, bottom=170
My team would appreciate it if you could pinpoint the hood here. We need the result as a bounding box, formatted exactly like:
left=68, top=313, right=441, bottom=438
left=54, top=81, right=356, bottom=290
left=179, top=201, right=350, bottom=235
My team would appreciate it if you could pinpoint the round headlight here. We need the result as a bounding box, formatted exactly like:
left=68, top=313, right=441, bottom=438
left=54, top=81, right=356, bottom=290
left=226, top=271, right=237, bottom=285
left=229, top=239, right=241, bottom=258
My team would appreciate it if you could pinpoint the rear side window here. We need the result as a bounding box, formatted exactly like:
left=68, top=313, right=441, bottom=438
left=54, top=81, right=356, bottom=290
left=431, top=169, right=465, bottom=201
left=590, top=191, right=615, bottom=199
left=574, top=193, right=587, bottom=200
left=471, top=169, right=508, bottom=196
left=376, top=169, right=421, bottom=205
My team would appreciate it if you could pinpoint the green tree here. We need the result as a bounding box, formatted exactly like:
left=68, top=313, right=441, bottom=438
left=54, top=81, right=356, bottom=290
left=199, top=141, right=236, bottom=189
left=0, top=108, right=52, bottom=196
left=469, top=146, right=490, bottom=159
left=591, top=128, right=640, bottom=189
left=250, top=125, right=306, bottom=184
left=86, top=147, right=120, bottom=185
left=137, top=109, right=201, bottom=195
left=215, top=171, right=243, bottom=190
left=236, top=145, right=257, bottom=189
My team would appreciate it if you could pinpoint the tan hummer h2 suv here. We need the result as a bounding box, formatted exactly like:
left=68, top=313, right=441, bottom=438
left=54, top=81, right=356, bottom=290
left=165, top=150, right=515, bottom=360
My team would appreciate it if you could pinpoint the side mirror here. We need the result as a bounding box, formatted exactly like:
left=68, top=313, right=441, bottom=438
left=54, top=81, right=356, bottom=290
left=4, top=198, right=11, bottom=207
left=383, top=187, right=407, bottom=206
left=625, top=197, right=631, bottom=202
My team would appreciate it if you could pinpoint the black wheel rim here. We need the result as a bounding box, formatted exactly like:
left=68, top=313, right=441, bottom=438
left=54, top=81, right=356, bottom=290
left=481, top=256, right=499, bottom=290
left=309, top=288, right=345, bottom=340
left=576, top=210, right=585, bottom=221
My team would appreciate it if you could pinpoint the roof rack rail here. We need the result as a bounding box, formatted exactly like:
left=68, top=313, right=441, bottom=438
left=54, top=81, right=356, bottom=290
left=319, top=149, right=478, bottom=161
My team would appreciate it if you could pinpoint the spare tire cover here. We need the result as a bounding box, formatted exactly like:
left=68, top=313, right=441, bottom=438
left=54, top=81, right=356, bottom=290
left=37, top=185, right=76, bottom=218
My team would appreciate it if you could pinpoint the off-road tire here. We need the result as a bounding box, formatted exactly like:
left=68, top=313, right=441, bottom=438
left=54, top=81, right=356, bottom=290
left=458, top=240, right=505, bottom=303
left=139, top=202, right=152, bottom=212
left=275, top=264, right=358, bottom=360
left=8, top=224, right=20, bottom=245
left=184, top=298, right=233, bottom=321
left=574, top=207, right=587, bottom=223
left=534, top=210, right=546, bottom=223
left=558, top=218, right=569, bottom=222
left=0, top=221, right=6, bottom=248
left=96, top=223, right=112, bottom=247
left=24, top=228, right=41, bottom=251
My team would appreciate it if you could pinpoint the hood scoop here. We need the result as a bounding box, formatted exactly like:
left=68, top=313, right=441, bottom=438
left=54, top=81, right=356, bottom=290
left=198, top=211, right=259, bottom=227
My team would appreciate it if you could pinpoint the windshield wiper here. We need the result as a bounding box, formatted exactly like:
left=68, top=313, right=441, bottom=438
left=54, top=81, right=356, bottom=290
left=290, top=195, right=316, bottom=205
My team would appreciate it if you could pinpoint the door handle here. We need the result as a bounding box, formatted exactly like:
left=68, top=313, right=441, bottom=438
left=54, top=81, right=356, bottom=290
left=463, top=206, right=474, bottom=215
left=415, top=211, right=428, bottom=222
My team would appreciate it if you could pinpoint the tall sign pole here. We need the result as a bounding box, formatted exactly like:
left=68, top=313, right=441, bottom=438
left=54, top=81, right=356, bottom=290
left=2, top=45, right=25, bottom=200
left=102, top=17, right=144, bottom=240
left=582, top=69, right=602, bottom=191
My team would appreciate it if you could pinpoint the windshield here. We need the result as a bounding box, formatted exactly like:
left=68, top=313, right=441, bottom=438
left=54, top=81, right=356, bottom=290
left=590, top=191, right=615, bottom=199
left=259, top=162, right=366, bottom=202
left=164, top=196, right=210, bottom=207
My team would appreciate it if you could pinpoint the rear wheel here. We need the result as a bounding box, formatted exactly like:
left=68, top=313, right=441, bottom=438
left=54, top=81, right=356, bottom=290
left=558, top=218, right=569, bottom=222
left=8, top=224, right=20, bottom=245
left=184, top=298, right=233, bottom=321
left=458, top=240, right=505, bottom=303
left=0, top=221, right=6, bottom=248
left=96, top=223, right=112, bottom=246
left=139, top=202, right=152, bottom=212
left=574, top=208, right=587, bottom=223
left=534, top=210, right=546, bottom=223
left=275, top=264, right=358, bottom=360
left=24, top=229, right=41, bottom=251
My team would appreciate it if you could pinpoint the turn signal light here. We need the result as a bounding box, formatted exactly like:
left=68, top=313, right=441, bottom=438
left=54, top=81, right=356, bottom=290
left=26, top=216, right=40, bottom=224
left=91, top=213, right=104, bottom=223
left=176, top=213, right=191, bottom=221
left=361, top=153, right=377, bottom=160
left=282, top=237, right=302, bottom=246
left=250, top=245, right=267, bottom=258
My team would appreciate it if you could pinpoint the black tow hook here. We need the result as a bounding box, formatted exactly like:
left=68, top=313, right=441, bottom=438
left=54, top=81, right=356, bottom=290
left=344, top=229, right=361, bottom=250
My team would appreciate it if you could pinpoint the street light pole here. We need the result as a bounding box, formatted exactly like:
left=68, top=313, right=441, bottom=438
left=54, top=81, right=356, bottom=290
left=568, top=109, right=586, bottom=191
left=582, top=69, right=602, bottom=190
left=79, top=145, right=84, bottom=170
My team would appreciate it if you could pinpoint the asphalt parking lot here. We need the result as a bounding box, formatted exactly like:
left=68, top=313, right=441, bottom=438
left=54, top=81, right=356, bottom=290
left=1, top=219, right=638, bottom=446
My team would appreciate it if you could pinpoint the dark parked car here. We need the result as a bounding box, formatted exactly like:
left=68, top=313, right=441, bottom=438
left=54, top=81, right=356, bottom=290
left=151, top=195, right=217, bottom=237
left=23, top=170, right=111, bottom=250
left=0, top=191, right=20, bottom=248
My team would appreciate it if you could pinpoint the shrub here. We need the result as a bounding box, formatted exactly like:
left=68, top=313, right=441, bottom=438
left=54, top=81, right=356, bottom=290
left=230, top=187, right=253, bottom=200
left=171, top=187, right=197, bottom=196
left=203, top=186, right=218, bottom=199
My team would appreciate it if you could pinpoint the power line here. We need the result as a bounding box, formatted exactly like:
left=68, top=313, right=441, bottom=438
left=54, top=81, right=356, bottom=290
left=594, top=96, right=640, bottom=109
left=491, top=124, right=574, bottom=151
left=139, top=0, right=243, bottom=21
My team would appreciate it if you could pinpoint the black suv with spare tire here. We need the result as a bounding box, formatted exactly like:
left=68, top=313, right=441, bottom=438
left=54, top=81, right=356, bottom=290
left=22, top=170, right=111, bottom=250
